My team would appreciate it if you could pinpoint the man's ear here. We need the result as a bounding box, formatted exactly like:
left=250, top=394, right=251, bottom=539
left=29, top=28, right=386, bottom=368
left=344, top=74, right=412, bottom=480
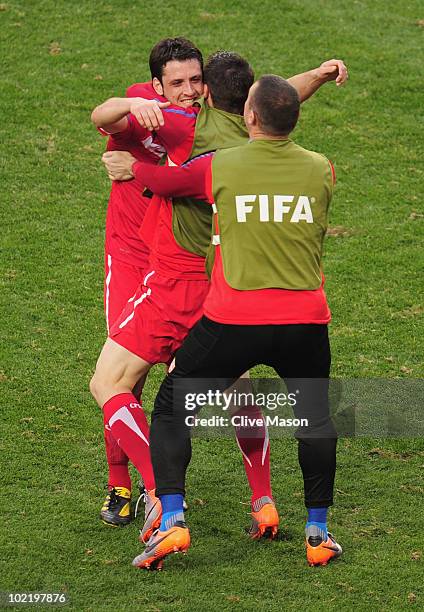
left=203, top=84, right=214, bottom=108
left=152, top=77, right=164, bottom=96
left=245, top=107, right=256, bottom=128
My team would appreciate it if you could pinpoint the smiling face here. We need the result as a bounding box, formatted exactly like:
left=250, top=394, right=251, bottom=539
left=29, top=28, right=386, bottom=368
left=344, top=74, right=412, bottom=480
left=152, top=59, right=204, bottom=108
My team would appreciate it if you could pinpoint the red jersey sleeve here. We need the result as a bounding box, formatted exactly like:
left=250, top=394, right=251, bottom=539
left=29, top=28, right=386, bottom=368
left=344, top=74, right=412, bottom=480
left=96, top=81, right=159, bottom=137
left=126, top=81, right=199, bottom=163
left=104, top=114, right=165, bottom=163
left=132, top=153, right=214, bottom=203
left=95, top=102, right=151, bottom=144
left=103, top=114, right=143, bottom=144
left=154, top=105, right=199, bottom=164
left=126, top=81, right=166, bottom=101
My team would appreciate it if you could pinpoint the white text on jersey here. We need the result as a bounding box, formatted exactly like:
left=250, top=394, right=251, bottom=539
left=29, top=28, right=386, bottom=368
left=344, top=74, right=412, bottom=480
left=235, top=195, right=315, bottom=223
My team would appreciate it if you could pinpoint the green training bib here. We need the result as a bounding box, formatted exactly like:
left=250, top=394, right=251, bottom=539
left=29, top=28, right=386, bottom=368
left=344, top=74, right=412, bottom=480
left=211, top=139, right=333, bottom=290
left=171, top=100, right=248, bottom=258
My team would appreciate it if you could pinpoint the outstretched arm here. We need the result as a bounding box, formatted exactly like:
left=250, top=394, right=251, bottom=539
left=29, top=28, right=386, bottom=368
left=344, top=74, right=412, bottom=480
left=288, top=59, right=348, bottom=102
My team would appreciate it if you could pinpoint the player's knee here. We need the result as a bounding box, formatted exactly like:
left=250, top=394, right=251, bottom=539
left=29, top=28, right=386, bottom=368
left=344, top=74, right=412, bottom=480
left=90, top=361, right=129, bottom=406
left=89, top=366, right=113, bottom=404
left=89, top=371, right=101, bottom=402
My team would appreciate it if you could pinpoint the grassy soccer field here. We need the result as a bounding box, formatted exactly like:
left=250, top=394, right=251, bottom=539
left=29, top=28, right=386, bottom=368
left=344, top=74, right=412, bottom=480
left=1, top=0, right=423, bottom=609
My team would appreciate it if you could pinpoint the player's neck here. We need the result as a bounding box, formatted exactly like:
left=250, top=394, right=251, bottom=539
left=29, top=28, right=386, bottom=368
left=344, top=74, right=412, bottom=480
left=248, top=127, right=289, bottom=141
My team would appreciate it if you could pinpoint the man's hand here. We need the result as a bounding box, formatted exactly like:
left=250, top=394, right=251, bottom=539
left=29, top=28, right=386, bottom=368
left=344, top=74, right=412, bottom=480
left=287, top=59, right=348, bottom=102
left=317, top=59, right=348, bottom=86
left=129, top=98, right=171, bottom=131
left=102, top=151, right=137, bottom=181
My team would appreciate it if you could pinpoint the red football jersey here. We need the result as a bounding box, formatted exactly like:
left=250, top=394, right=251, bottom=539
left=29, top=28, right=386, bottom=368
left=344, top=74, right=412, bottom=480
left=102, top=82, right=165, bottom=267
left=130, top=102, right=203, bottom=278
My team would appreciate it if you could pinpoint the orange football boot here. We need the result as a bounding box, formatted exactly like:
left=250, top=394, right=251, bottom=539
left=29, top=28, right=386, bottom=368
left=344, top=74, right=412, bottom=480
left=306, top=531, right=342, bottom=566
left=132, top=521, right=190, bottom=570
left=248, top=497, right=279, bottom=540
left=138, top=489, right=162, bottom=544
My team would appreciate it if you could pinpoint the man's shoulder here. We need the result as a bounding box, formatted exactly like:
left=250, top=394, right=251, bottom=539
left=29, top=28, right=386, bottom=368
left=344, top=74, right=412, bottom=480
left=290, top=140, right=328, bottom=159
left=213, top=140, right=331, bottom=174
left=200, top=103, right=247, bottom=131
left=162, top=105, right=200, bottom=119
left=213, top=142, right=247, bottom=162
left=289, top=141, right=331, bottom=168
left=126, top=81, right=163, bottom=100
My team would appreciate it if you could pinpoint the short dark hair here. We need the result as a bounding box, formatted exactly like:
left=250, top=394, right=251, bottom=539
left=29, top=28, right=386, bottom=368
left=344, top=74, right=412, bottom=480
left=251, top=75, right=300, bottom=136
left=149, top=37, right=203, bottom=82
left=204, top=51, right=254, bottom=115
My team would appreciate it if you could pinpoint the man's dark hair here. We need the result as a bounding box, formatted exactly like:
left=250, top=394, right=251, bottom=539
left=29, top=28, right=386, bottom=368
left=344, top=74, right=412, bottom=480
left=204, top=51, right=254, bottom=115
left=149, top=37, right=203, bottom=82
left=251, top=75, right=300, bottom=136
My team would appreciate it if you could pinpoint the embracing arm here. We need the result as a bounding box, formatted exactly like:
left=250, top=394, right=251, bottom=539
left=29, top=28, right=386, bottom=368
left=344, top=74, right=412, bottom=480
left=133, top=155, right=213, bottom=202
left=287, top=58, right=348, bottom=103
left=101, top=150, right=213, bottom=201
left=91, top=97, right=133, bottom=133
left=91, top=97, right=170, bottom=134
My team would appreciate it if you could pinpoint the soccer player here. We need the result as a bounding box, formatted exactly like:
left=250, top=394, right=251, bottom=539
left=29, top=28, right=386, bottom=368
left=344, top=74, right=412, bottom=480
left=127, top=76, right=342, bottom=570
left=91, top=37, right=204, bottom=528
left=92, top=52, right=347, bottom=540
left=92, top=51, right=274, bottom=540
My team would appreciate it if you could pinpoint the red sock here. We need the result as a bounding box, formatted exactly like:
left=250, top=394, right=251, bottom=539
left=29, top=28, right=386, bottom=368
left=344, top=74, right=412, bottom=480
left=102, top=393, right=155, bottom=491
left=103, top=413, right=132, bottom=490
left=233, top=405, right=272, bottom=506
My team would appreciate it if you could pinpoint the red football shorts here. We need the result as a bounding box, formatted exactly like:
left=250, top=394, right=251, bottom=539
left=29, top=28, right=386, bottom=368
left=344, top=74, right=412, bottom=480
left=104, top=253, right=146, bottom=332
left=109, top=268, right=210, bottom=364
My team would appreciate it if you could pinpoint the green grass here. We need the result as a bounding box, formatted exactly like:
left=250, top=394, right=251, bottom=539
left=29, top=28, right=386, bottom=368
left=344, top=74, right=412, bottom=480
left=1, top=0, right=423, bottom=609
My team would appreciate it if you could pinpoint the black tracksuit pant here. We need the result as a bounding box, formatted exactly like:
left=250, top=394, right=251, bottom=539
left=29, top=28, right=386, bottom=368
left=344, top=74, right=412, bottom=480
left=150, top=316, right=337, bottom=508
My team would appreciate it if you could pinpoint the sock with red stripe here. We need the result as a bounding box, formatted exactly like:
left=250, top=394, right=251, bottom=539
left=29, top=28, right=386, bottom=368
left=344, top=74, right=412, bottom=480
left=102, top=393, right=155, bottom=491
left=233, top=405, right=272, bottom=507
left=103, top=413, right=132, bottom=491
